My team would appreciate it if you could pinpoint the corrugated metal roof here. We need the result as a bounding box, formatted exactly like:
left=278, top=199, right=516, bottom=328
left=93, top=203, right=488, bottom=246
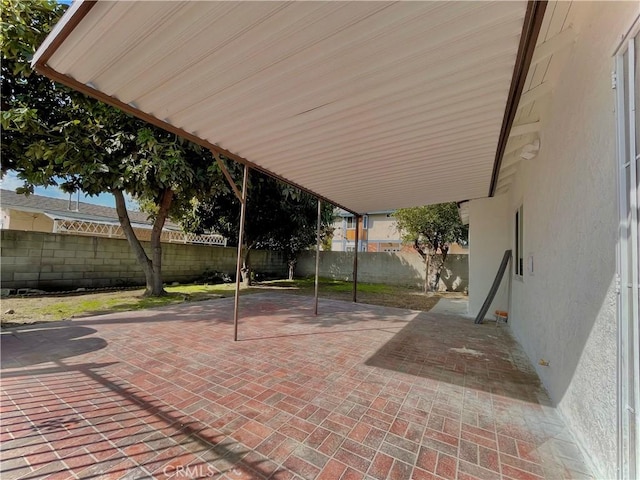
left=34, top=1, right=530, bottom=214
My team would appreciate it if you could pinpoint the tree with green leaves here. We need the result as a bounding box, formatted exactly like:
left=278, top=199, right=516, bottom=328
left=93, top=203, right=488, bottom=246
left=394, top=202, right=468, bottom=292
left=181, top=168, right=335, bottom=285
left=1, top=0, right=225, bottom=296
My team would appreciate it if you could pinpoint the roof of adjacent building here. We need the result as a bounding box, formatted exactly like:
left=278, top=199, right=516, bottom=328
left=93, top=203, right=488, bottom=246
left=0, top=189, right=180, bottom=230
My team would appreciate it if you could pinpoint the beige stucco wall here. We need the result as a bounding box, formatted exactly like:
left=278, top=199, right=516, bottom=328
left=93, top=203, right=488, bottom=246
left=3, top=209, right=54, bottom=233
left=332, top=213, right=401, bottom=251
left=468, top=195, right=510, bottom=318
left=447, top=243, right=469, bottom=255
left=366, top=214, right=400, bottom=241
left=469, top=4, right=635, bottom=477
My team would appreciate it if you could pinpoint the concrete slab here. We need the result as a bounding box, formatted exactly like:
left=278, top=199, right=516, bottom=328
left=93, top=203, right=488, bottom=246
left=430, top=297, right=471, bottom=317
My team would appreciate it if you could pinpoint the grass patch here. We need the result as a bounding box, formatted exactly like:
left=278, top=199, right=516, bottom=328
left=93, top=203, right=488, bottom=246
left=0, top=283, right=253, bottom=325
left=1, top=278, right=449, bottom=326
left=264, top=278, right=395, bottom=294
left=255, top=278, right=442, bottom=312
left=37, top=293, right=186, bottom=319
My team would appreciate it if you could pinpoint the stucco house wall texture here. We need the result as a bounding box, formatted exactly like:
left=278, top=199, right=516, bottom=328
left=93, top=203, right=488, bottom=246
left=469, top=4, right=635, bottom=478
left=1, top=209, right=54, bottom=232
left=468, top=195, right=510, bottom=317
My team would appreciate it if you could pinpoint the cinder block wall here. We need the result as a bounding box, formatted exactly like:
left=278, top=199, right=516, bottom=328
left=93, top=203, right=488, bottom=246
left=296, top=251, right=468, bottom=291
left=0, top=230, right=286, bottom=290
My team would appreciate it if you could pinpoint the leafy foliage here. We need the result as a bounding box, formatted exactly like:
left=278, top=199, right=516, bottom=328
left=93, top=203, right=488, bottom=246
left=394, top=203, right=467, bottom=254
left=2, top=0, right=334, bottom=291
left=182, top=167, right=335, bottom=281
left=394, top=203, right=467, bottom=291
left=1, top=0, right=225, bottom=295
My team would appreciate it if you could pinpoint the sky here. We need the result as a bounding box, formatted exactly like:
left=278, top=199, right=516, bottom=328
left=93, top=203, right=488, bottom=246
left=1, top=171, right=137, bottom=210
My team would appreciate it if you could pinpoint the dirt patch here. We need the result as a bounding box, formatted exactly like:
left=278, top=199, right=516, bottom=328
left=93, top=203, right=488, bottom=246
left=301, top=290, right=442, bottom=312
left=253, top=280, right=448, bottom=312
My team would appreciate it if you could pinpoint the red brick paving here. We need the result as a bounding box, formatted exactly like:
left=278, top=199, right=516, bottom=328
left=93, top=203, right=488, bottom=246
left=1, top=293, right=592, bottom=479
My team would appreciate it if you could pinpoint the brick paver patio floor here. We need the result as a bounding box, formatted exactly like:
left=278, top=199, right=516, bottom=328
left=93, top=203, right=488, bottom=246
left=1, top=293, right=592, bottom=480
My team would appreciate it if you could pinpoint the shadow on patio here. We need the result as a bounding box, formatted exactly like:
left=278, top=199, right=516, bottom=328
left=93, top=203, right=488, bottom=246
left=1, top=360, right=290, bottom=479
left=1, top=325, right=107, bottom=368
left=364, top=312, right=545, bottom=405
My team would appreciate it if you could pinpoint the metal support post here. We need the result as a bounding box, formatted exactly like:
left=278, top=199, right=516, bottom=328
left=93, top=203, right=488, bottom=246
left=233, top=165, right=249, bottom=341
left=353, top=215, right=360, bottom=303
left=314, top=199, right=321, bottom=315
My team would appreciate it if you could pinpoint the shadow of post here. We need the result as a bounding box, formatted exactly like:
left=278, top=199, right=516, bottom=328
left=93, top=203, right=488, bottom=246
left=1, top=325, right=107, bottom=368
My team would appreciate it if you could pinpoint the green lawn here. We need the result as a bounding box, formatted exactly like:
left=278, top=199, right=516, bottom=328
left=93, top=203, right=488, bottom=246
left=1, top=283, right=244, bottom=324
left=1, top=278, right=444, bottom=326
left=265, top=278, right=394, bottom=294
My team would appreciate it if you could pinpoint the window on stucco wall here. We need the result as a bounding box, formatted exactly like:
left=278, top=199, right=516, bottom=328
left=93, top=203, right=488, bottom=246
left=346, top=217, right=356, bottom=229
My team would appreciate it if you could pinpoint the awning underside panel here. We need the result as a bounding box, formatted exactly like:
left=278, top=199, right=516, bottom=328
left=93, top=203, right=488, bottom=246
left=45, top=1, right=527, bottom=213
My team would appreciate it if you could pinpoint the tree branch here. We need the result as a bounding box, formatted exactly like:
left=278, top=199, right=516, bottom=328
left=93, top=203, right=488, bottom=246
left=151, top=188, right=174, bottom=239
left=413, top=238, right=427, bottom=259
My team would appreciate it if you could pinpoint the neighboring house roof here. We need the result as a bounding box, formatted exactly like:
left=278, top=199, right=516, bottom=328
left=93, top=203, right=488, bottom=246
left=0, top=189, right=181, bottom=231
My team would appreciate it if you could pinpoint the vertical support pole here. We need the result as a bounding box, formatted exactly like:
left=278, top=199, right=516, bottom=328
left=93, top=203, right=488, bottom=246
left=353, top=215, right=360, bottom=303
left=233, top=165, right=249, bottom=342
left=314, top=199, right=321, bottom=315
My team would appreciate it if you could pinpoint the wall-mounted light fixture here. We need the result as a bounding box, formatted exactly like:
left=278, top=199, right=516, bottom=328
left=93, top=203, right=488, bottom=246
left=520, top=138, right=540, bottom=160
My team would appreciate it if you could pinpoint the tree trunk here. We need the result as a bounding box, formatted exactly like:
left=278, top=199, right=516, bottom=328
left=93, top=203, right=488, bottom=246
left=433, top=246, right=449, bottom=292
left=413, top=239, right=431, bottom=294
left=113, top=189, right=172, bottom=297
left=288, top=260, right=296, bottom=280
left=424, top=254, right=431, bottom=293
left=148, top=188, right=173, bottom=296
left=241, top=245, right=252, bottom=287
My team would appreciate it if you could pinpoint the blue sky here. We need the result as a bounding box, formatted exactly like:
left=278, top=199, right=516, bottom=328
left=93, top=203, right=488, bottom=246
left=1, top=171, right=136, bottom=209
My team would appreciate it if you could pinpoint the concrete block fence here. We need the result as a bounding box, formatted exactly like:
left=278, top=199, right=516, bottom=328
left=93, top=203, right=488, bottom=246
left=296, top=250, right=468, bottom=292
left=1, top=230, right=467, bottom=292
left=0, top=230, right=287, bottom=290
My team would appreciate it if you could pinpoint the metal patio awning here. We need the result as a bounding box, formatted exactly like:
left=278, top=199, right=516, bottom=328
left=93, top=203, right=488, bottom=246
left=33, top=1, right=543, bottom=215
